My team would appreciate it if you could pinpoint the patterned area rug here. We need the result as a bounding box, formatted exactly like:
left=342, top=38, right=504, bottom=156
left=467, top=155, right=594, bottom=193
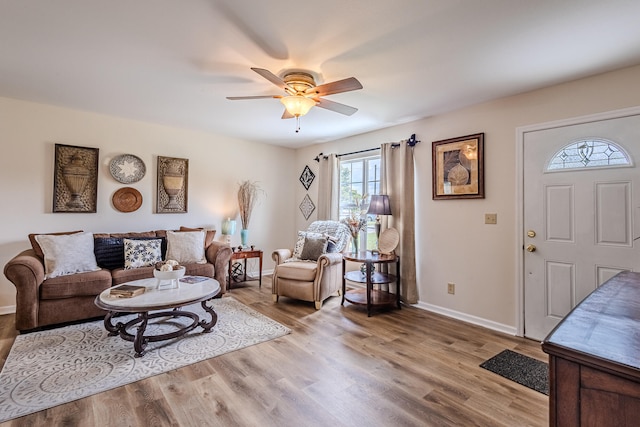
left=480, top=349, right=549, bottom=395
left=0, top=297, right=290, bottom=423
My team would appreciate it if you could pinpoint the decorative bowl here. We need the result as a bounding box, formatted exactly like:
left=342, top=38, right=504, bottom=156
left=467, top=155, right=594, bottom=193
left=153, top=266, right=185, bottom=281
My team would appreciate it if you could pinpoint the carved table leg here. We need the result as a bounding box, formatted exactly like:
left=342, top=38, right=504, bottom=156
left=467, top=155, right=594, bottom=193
left=199, top=300, right=218, bottom=332
left=103, top=311, right=120, bottom=336
left=134, top=312, right=149, bottom=357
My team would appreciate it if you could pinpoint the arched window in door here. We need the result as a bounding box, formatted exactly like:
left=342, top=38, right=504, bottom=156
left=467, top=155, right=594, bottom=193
left=546, top=138, right=632, bottom=171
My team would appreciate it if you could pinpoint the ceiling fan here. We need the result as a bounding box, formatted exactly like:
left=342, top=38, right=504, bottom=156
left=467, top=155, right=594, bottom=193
left=227, top=67, right=363, bottom=132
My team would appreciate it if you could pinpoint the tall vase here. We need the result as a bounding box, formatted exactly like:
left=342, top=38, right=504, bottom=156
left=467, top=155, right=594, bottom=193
left=352, top=235, right=359, bottom=254
left=240, top=229, right=249, bottom=247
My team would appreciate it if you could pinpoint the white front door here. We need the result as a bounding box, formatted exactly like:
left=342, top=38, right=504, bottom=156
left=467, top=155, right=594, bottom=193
left=523, top=113, right=640, bottom=340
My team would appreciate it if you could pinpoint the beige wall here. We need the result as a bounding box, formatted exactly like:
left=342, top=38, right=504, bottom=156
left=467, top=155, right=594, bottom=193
left=0, top=97, right=296, bottom=312
left=297, top=64, right=640, bottom=333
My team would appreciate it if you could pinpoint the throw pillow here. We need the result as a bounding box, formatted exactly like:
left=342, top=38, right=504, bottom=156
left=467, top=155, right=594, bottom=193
left=324, top=234, right=339, bottom=253
left=300, top=235, right=329, bottom=261
left=29, top=230, right=83, bottom=259
left=34, top=232, right=100, bottom=279
left=293, top=231, right=324, bottom=258
left=166, top=230, right=207, bottom=264
left=95, top=236, right=167, bottom=270
left=179, top=226, right=216, bottom=247
left=124, top=239, right=163, bottom=269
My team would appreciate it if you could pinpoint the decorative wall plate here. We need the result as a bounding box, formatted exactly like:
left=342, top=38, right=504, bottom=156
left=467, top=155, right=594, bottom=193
left=299, top=194, right=315, bottom=220
left=299, top=165, right=315, bottom=190
left=112, top=187, right=143, bottom=212
left=109, top=154, right=146, bottom=184
left=378, top=227, right=400, bottom=254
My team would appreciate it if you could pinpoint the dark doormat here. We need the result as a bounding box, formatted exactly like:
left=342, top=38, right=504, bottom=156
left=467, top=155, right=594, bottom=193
left=480, top=349, right=549, bottom=395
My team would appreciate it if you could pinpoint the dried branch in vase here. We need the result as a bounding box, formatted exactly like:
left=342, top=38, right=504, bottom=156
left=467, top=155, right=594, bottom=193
left=237, top=180, right=263, bottom=230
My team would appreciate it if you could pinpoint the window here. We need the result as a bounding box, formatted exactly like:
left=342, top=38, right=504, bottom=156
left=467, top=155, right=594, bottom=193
left=546, top=138, right=631, bottom=171
left=339, top=154, right=381, bottom=250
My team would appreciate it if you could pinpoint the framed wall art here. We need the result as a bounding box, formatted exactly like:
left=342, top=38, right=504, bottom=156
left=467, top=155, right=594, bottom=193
left=157, top=156, right=188, bottom=213
left=53, top=144, right=99, bottom=213
left=432, top=133, right=484, bottom=200
left=299, top=165, right=315, bottom=190
left=299, top=194, right=315, bottom=220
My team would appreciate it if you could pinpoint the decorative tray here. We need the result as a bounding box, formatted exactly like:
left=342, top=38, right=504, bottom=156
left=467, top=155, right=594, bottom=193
left=109, top=154, right=146, bottom=184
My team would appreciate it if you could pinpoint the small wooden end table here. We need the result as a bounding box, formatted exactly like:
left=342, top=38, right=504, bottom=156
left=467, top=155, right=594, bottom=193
left=342, top=251, right=400, bottom=316
left=229, top=249, right=263, bottom=288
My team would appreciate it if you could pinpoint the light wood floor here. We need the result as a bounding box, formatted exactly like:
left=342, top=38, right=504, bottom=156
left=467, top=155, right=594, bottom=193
left=0, top=277, right=548, bottom=427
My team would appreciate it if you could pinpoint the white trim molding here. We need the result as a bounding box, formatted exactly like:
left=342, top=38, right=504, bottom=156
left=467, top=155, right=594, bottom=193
left=0, top=305, right=16, bottom=316
left=415, top=300, right=517, bottom=336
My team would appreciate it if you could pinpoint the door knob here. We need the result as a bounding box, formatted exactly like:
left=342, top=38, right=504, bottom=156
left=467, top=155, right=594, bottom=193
left=526, top=244, right=536, bottom=252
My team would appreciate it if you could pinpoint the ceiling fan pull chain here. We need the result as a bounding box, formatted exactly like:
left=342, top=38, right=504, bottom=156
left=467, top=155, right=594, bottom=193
left=295, top=116, right=301, bottom=133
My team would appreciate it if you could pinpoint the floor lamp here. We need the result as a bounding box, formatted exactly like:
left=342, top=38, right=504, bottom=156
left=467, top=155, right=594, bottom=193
left=367, top=195, right=392, bottom=251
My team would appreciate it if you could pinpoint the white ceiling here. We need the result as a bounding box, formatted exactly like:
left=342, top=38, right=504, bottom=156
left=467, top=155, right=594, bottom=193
left=2, top=0, right=640, bottom=148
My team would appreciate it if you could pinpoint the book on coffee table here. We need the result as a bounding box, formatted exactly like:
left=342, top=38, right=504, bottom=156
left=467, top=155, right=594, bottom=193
left=110, top=284, right=146, bottom=298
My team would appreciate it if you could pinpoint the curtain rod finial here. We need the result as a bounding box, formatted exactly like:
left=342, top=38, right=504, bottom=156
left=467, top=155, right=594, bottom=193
left=407, top=134, right=420, bottom=147
left=313, top=152, right=323, bottom=162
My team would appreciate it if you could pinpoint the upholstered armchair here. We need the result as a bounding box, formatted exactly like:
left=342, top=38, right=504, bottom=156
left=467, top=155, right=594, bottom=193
left=272, top=220, right=351, bottom=309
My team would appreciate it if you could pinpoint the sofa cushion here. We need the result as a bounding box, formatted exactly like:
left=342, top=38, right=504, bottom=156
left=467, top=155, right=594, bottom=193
left=40, top=269, right=112, bottom=300
left=94, top=236, right=167, bottom=270
left=34, top=232, right=101, bottom=279
left=166, top=231, right=207, bottom=264
left=124, top=238, right=163, bottom=269
left=28, top=230, right=83, bottom=259
left=292, top=231, right=324, bottom=259
left=276, top=261, right=318, bottom=282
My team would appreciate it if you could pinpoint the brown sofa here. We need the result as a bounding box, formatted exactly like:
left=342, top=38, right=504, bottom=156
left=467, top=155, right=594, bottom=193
left=3, top=229, right=232, bottom=332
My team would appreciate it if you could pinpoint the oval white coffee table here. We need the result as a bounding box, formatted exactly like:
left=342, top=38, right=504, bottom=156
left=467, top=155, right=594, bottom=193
left=95, top=276, right=221, bottom=357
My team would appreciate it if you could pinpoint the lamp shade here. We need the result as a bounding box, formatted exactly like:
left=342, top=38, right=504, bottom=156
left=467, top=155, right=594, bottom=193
left=280, top=95, right=316, bottom=117
left=367, top=195, right=392, bottom=216
left=221, top=218, right=237, bottom=235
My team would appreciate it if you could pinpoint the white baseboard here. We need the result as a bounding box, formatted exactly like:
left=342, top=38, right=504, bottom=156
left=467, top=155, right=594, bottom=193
left=415, top=301, right=517, bottom=336
left=0, top=305, right=16, bottom=316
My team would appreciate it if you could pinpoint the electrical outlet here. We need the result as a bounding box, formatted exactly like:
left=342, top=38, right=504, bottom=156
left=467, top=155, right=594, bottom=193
left=447, top=283, right=455, bottom=294
left=485, top=213, right=497, bottom=224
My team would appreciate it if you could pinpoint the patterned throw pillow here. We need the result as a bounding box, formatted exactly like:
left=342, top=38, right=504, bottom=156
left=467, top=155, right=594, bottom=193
left=124, top=239, right=163, bottom=269
left=34, top=232, right=100, bottom=279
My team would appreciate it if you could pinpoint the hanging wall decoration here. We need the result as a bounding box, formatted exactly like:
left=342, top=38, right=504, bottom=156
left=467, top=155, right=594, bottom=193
left=157, top=156, right=188, bottom=213
left=432, top=133, right=485, bottom=200
left=109, top=154, right=146, bottom=184
left=53, top=144, right=99, bottom=213
left=299, top=165, right=315, bottom=190
left=299, top=194, right=315, bottom=220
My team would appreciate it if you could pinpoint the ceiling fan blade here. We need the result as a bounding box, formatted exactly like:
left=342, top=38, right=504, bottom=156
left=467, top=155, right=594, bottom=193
left=251, top=68, right=293, bottom=93
left=305, top=77, right=363, bottom=97
left=226, top=95, right=282, bottom=100
left=281, top=109, right=294, bottom=119
left=315, top=98, right=358, bottom=116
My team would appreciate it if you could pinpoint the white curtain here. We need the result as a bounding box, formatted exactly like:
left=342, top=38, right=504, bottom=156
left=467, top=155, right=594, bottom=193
left=381, top=141, right=418, bottom=304
left=316, top=153, right=339, bottom=220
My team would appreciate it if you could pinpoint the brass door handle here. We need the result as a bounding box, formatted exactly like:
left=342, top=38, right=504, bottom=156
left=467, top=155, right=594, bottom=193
left=526, top=244, right=536, bottom=252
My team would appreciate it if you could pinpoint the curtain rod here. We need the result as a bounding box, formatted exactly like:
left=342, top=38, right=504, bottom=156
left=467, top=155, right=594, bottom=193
left=313, top=134, right=420, bottom=162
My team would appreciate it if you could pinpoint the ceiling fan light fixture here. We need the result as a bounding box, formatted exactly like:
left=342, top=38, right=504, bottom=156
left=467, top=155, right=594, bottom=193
left=280, top=95, right=316, bottom=117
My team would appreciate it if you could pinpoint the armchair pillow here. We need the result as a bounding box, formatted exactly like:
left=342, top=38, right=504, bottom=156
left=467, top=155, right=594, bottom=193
left=300, top=235, right=329, bottom=261
left=34, top=232, right=100, bottom=279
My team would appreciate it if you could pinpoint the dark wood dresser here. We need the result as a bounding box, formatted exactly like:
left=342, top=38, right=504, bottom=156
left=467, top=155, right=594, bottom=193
left=542, top=271, right=640, bottom=427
